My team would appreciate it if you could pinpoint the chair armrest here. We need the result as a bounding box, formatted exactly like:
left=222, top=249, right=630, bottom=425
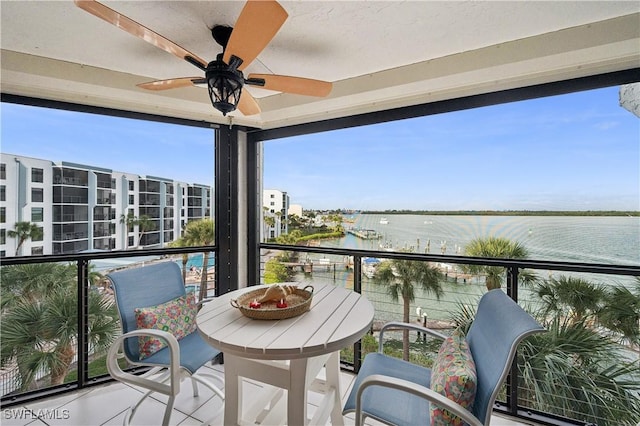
left=107, top=329, right=181, bottom=397
left=355, top=373, right=482, bottom=426
left=378, top=321, right=447, bottom=352
left=198, top=296, right=216, bottom=307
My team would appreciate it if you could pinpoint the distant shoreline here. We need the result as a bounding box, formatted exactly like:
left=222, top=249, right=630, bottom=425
left=359, top=210, right=639, bottom=217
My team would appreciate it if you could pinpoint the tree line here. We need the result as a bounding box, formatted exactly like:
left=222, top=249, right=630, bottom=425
left=362, top=209, right=639, bottom=216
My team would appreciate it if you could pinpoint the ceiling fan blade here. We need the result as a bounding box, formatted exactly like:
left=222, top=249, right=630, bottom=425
left=74, top=0, right=208, bottom=70
left=223, top=0, right=288, bottom=71
left=238, top=91, right=261, bottom=116
left=248, top=74, right=332, bottom=97
left=137, top=77, right=206, bottom=91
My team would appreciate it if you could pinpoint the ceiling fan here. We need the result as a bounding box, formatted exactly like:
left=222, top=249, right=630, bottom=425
left=74, top=0, right=332, bottom=116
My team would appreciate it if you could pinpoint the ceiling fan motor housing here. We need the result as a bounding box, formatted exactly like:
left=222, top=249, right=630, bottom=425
left=206, top=56, right=245, bottom=115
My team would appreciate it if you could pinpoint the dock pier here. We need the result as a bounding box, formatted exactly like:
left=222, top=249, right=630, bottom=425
left=346, top=227, right=383, bottom=240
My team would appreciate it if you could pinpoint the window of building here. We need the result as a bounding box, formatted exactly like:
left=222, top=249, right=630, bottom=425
left=31, top=188, right=44, bottom=202
left=32, top=227, right=43, bottom=241
left=0, top=163, right=5, bottom=180
left=0, top=207, right=5, bottom=223
left=31, top=168, right=44, bottom=183
left=0, top=185, right=5, bottom=202
left=129, top=194, right=134, bottom=205
left=128, top=180, right=134, bottom=191
left=32, top=207, right=44, bottom=222
left=128, top=235, right=134, bottom=247
left=31, top=246, right=43, bottom=255
left=0, top=229, right=5, bottom=244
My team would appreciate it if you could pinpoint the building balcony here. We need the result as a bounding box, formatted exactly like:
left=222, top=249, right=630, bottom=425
left=1, top=247, right=638, bottom=425
left=1, top=3, right=638, bottom=423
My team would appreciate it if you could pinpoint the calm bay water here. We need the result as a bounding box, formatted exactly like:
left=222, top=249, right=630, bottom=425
left=308, top=214, right=640, bottom=323
left=329, top=214, right=640, bottom=266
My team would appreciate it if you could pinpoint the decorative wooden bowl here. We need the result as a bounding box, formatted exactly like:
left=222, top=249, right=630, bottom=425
left=230, top=285, right=314, bottom=320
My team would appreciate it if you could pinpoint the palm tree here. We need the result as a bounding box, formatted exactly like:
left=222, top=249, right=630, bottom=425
left=535, top=275, right=640, bottom=350
left=0, top=263, right=119, bottom=390
left=373, top=257, right=443, bottom=361
left=599, top=278, right=640, bottom=350
left=7, top=221, right=43, bottom=256
left=135, top=215, right=154, bottom=246
left=462, top=236, right=534, bottom=290
left=181, top=219, right=215, bottom=302
left=287, top=213, right=302, bottom=230
left=119, top=213, right=154, bottom=248
left=518, top=316, right=640, bottom=425
left=523, top=275, right=640, bottom=424
left=535, top=275, right=608, bottom=324
left=302, top=211, right=316, bottom=231
left=263, top=209, right=276, bottom=242
left=119, top=212, right=134, bottom=229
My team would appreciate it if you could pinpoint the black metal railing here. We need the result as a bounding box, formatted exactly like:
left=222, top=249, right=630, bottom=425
left=0, top=246, right=215, bottom=406
left=260, top=243, right=640, bottom=426
left=2, top=245, right=639, bottom=425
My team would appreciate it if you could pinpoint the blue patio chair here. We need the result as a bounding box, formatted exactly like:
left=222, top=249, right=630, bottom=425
left=343, top=289, right=545, bottom=426
left=106, top=262, right=224, bottom=426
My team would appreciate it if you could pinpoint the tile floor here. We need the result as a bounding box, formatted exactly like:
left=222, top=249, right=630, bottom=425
left=1, top=363, right=536, bottom=426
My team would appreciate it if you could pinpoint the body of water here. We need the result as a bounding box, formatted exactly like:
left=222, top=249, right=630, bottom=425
left=303, top=214, right=640, bottom=323
left=184, top=252, right=215, bottom=269
left=330, top=214, right=640, bottom=266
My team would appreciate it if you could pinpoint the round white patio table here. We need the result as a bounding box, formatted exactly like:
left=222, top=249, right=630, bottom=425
left=196, top=282, right=374, bottom=426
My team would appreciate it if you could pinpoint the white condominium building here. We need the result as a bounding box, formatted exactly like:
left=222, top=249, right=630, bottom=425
left=263, top=189, right=289, bottom=240
left=0, top=153, right=213, bottom=257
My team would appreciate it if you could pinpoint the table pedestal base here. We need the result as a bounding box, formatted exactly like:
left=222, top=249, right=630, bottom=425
left=224, top=351, right=344, bottom=426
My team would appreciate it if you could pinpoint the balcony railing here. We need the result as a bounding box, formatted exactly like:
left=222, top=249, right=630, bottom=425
left=1, top=245, right=639, bottom=426
left=260, top=243, right=640, bottom=426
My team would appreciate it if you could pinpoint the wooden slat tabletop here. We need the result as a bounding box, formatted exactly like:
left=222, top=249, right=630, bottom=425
left=196, top=283, right=374, bottom=361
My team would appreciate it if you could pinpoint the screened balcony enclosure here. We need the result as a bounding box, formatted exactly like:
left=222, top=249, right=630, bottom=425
left=1, top=1, right=639, bottom=425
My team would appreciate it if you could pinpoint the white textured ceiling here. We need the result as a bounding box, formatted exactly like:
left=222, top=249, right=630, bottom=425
left=1, top=1, right=639, bottom=129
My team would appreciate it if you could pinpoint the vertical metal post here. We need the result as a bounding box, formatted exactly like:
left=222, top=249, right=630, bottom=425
left=245, top=135, right=260, bottom=287
left=215, top=127, right=238, bottom=295
left=352, top=255, right=363, bottom=372
left=506, top=265, right=520, bottom=416
left=77, top=259, right=89, bottom=388
left=506, top=265, right=518, bottom=302
left=353, top=255, right=362, bottom=294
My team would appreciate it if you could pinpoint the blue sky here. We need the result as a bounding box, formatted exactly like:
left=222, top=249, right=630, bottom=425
left=2, top=86, right=639, bottom=211
left=264, top=86, right=640, bottom=210
left=1, top=105, right=215, bottom=185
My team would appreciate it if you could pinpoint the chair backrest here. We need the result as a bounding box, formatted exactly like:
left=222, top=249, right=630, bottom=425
left=466, top=289, right=544, bottom=425
left=107, top=261, right=186, bottom=361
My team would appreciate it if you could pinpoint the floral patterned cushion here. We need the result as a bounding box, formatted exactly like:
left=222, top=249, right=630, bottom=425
left=430, top=328, right=477, bottom=426
left=134, top=292, right=198, bottom=359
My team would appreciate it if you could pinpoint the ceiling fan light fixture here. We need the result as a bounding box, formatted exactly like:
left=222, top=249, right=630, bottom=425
left=206, top=58, right=245, bottom=116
